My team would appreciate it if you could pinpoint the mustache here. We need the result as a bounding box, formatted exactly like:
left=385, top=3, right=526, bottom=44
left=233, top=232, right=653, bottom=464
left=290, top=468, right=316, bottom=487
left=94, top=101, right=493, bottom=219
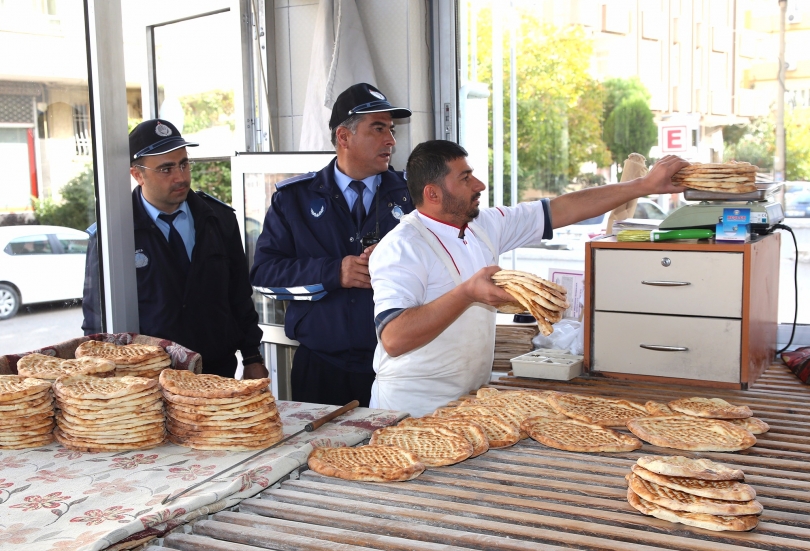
left=472, top=193, right=481, bottom=202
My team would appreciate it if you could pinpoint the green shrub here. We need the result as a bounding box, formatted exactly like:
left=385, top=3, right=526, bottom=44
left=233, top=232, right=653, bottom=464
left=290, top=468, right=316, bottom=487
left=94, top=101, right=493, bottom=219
left=33, top=165, right=96, bottom=231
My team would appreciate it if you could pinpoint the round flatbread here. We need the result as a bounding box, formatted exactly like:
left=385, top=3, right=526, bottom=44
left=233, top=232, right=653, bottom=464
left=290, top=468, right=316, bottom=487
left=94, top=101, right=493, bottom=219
left=522, top=416, right=642, bottom=452
left=627, top=416, right=756, bottom=452
left=630, top=464, right=755, bottom=501
left=626, top=472, right=762, bottom=516
left=369, top=425, right=473, bottom=467
left=548, top=392, right=648, bottom=427
left=668, top=397, right=752, bottom=419
left=0, top=375, right=52, bottom=402
left=308, top=445, right=425, bottom=482
left=398, top=417, right=489, bottom=458
left=53, top=375, right=157, bottom=400
left=627, top=488, right=759, bottom=532
left=636, top=455, right=744, bottom=481
left=160, top=370, right=269, bottom=398
left=75, top=340, right=169, bottom=366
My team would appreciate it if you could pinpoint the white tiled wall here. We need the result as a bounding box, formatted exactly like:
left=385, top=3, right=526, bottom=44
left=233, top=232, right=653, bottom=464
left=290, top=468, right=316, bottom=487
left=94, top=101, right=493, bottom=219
left=272, top=0, right=434, bottom=170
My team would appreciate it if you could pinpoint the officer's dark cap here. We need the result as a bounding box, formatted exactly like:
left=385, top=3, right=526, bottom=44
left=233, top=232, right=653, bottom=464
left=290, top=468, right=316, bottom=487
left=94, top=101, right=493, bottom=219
left=329, top=83, right=412, bottom=130
left=129, top=118, right=198, bottom=161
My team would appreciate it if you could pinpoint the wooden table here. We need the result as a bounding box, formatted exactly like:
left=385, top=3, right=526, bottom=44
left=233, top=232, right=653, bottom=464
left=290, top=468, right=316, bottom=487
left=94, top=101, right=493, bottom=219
left=146, top=364, right=810, bottom=551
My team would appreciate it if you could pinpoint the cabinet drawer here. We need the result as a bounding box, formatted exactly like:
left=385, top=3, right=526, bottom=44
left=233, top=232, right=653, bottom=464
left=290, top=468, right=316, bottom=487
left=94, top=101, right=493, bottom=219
left=593, top=249, right=742, bottom=318
left=591, top=312, right=741, bottom=383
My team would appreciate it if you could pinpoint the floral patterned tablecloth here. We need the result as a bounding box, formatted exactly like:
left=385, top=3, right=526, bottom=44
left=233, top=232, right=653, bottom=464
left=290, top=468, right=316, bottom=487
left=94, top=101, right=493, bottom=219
left=0, top=402, right=405, bottom=551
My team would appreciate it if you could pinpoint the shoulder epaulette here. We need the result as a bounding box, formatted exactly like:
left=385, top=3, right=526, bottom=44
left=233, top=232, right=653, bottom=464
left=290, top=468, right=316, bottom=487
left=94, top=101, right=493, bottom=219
left=85, top=222, right=97, bottom=236
left=276, top=172, right=317, bottom=190
left=196, top=191, right=236, bottom=211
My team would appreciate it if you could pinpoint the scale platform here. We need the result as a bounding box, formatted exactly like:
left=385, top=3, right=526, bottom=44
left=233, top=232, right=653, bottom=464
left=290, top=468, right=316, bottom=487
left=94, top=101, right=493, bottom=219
left=660, top=183, right=785, bottom=234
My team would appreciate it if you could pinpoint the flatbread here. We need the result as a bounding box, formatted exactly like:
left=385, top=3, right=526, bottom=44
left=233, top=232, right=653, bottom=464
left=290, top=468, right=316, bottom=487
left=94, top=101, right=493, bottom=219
left=75, top=340, right=168, bottom=365
left=56, top=388, right=161, bottom=408
left=443, top=414, right=520, bottom=449
left=0, top=434, right=55, bottom=449
left=636, top=455, right=744, bottom=481
left=474, top=390, right=568, bottom=420
left=626, top=472, right=762, bottom=515
left=668, top=397, right=752, bottom=419
left=161, top=390, right=274, bottom=407
left=369, top=426, right=473, bottom=467
left=54, top=428, right=165, bottom=452
left=627, top=416, right=756, bottom=452
left=627, top=488, right=759, bottom=532
left=53, top=375, right=157, bottom=400
left=645, top=401, right=676, bottom=416
left=451, top=404, right=527, bottom=439
left=0, top=392, right=51, bottom=411
left=18, top=354, right=115, bottom=380
left=630, top=465, right=755, bottom=501
left=0, top=375, right=52, bottom=402
left=308, top=445, right=425, bottom=482
left=398, top=417, right=489, bottom=458
left=727, top=417, right=769, bottom=435
left=160, top=370, right=269, bottom=398
left=522, top=416, right=642, bottom=452
left=547, top=392, right=648, bottom=427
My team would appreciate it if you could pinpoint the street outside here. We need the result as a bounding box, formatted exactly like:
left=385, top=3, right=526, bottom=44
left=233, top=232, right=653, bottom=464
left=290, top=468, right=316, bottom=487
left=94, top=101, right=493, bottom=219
left=0, top=301, right=84, bottom=356
left=1, top=220, right=808, bottom=358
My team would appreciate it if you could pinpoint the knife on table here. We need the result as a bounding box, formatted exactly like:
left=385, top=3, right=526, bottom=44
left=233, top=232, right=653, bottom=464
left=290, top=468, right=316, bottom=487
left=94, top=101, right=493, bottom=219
left=162, top=400, right=359, bottom=505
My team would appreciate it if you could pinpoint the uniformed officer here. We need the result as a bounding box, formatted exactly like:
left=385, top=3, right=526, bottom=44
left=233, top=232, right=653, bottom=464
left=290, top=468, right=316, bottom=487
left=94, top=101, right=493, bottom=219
left=250, top=83, right=415, bottom=407
left=82, top=119, right=266, bottom=380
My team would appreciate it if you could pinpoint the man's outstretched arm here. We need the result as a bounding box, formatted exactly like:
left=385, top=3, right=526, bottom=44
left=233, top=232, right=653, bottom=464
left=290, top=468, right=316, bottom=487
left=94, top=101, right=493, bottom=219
left=550, top=155, right=689, bottom=229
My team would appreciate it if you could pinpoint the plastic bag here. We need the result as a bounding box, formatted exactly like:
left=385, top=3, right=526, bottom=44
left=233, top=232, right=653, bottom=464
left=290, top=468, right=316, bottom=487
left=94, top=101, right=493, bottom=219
left=532, top=320, right=584, bottom=356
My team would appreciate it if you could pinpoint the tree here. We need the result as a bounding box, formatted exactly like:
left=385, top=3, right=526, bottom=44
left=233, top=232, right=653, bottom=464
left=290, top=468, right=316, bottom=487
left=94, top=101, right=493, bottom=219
left=600, top=78, right=657, bottom=170
left=723, top=116, right=774, bottom=170
left=603, top=97, right=658, bottom=169
left=193, top=160, right=232, bottom=205
left=33, top=165, right=96, bottom=231
left=179, top=91, right=235, bottom=133
left=473, top=8, right=610, bottom=202
left=786, top=107, right=810, bottom=181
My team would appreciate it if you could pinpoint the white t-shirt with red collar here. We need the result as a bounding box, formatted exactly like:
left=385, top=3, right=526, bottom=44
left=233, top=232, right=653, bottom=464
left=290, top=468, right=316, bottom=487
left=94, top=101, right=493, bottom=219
left=368, top=200, right=551, bottom=416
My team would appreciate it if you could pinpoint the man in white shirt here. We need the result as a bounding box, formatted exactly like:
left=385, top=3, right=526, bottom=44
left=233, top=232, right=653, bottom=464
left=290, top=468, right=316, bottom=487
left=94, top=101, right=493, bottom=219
left=369, top=140, right=689, bottom=416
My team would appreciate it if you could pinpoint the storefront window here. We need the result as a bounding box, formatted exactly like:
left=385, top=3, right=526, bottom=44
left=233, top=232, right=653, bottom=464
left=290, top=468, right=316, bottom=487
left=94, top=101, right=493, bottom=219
left=0, top=0, right=100, bottom=354
left=459, top=0, right=809, bottom=325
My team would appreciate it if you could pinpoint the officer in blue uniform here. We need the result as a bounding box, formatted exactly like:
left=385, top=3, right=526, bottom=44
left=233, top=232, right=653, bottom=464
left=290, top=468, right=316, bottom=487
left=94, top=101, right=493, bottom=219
left=82, top=119, right=265, bottom=379
left=250, top=83, right=414, bottom=406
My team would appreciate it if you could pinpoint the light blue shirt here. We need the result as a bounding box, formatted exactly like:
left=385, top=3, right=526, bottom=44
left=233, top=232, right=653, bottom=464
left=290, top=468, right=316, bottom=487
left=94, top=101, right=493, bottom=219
left=140, top=194, right=195, bottom=261
left=333, top=165, right=380, bottom=214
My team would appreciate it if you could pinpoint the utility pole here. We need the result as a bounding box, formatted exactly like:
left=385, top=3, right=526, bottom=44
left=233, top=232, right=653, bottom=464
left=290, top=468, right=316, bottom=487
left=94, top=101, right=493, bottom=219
left=775, top=0, right=787, bottom=182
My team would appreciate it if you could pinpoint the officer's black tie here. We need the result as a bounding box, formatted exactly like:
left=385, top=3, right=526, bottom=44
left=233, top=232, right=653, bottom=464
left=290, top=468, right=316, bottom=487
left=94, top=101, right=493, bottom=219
left=158, top=211, right=191, bottom=277
left=349, top=180, right=366, bottom=228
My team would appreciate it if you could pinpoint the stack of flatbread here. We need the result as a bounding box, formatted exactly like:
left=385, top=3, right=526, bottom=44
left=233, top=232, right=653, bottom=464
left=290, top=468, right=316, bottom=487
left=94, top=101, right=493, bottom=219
left=75, top=341, right=171, bottom=379
left=308, top=445, right=425, bottom=482
left=672, top=161, right=758, bottom=194
left=645, top=398, right=769, bottom=435
left=160, top=370, right=282, bottom=450
left=0, top=375, right=55, bottom=449
left=17, top=353, right=115, bottom=381
left=627, top=455, right=762, bottom=531
left=52, top=375, right=165, bottom=452
left=491, top=270, right=569, bottom=336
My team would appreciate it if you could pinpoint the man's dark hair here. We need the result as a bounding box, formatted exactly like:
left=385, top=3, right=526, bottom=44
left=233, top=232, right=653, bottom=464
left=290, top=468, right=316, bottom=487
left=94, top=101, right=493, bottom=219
left=330, top=113, right=366, bottom=148
left=405, top=140, right=468, bottom=206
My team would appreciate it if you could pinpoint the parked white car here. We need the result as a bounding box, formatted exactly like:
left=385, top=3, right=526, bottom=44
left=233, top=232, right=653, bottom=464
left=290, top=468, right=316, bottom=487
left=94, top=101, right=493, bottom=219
left=543, top=198, right=667, bottom=250
left=0, top=225, right=89, bottom=320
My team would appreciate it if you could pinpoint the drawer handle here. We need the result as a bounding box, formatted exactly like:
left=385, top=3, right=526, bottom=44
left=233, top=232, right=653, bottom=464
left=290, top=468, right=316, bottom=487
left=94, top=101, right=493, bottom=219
left=640, top=344, right=689, bottom=352
left=641, top=280, right=691, bottom=287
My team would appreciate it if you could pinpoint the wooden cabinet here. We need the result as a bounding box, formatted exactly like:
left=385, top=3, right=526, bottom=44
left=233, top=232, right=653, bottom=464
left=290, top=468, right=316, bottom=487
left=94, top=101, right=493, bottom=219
left=584, top=234, right=780, bottom=389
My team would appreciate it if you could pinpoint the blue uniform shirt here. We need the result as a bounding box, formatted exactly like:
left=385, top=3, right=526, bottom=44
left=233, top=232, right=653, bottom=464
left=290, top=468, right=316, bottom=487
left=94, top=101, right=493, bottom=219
left=333, top=164, right=380, bottom=214
left=139, top=192, right=195, bottom=261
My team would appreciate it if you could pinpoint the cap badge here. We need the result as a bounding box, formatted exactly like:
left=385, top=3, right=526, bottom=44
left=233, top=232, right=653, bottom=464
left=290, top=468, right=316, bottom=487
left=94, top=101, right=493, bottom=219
left=155, top=122, right=172, bottom=137
left=369, top=90, right=385, bottom=100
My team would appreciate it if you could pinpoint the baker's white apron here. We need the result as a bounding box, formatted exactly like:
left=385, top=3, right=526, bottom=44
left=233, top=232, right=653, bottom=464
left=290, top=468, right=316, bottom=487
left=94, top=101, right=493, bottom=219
left=370, top=213, right=498, bottom=417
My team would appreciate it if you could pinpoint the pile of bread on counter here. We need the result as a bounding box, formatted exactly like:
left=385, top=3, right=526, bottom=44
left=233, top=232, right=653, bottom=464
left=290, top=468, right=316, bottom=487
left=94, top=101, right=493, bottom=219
left=671, top=161, right=758, bottom=194
left=308, top=388, right=767, bottom=532
left=0, top=342, right=280, bottom=452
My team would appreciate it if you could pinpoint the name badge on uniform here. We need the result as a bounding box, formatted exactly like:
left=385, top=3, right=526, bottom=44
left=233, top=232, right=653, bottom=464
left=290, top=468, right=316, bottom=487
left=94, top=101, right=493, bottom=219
left=135, top=249, right=149, bottom=268
left=392, top=204, right=404, bottom=220
left=310, top=198, right=326, bottom=218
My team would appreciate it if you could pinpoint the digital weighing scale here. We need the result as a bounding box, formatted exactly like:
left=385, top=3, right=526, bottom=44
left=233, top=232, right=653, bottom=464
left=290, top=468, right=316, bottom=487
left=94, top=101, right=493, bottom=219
left=659, top=183, right=785, bottom=234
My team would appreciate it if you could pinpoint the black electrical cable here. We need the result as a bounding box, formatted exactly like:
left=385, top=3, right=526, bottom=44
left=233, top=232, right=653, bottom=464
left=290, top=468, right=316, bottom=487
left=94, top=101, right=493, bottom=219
left=769, top=223, right=798, bottom=354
